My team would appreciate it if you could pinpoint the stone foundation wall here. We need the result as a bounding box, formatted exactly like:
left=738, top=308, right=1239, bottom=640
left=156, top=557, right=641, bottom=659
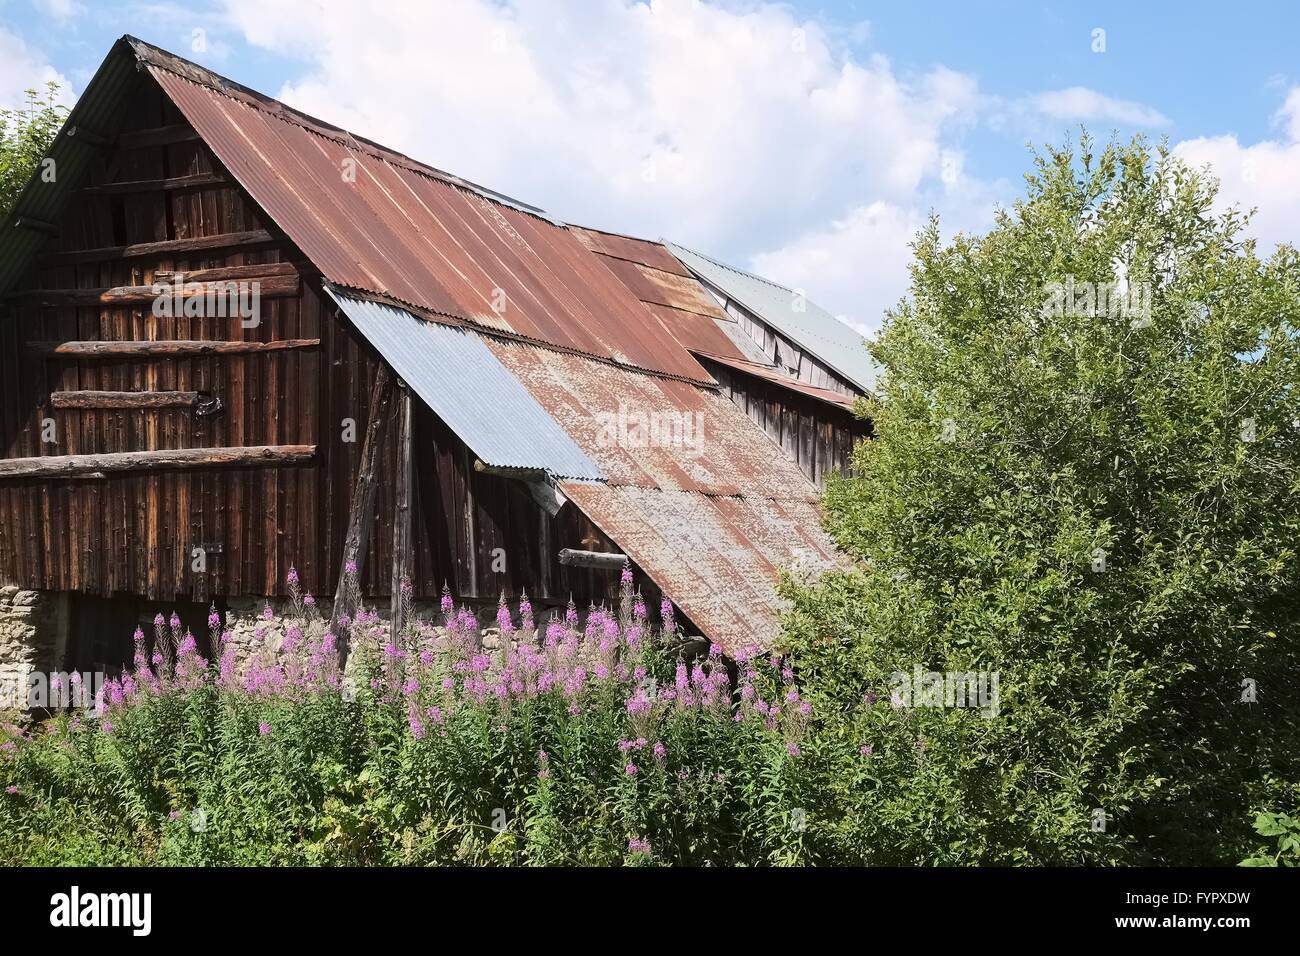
left=0, top=588, right=67, bottom=713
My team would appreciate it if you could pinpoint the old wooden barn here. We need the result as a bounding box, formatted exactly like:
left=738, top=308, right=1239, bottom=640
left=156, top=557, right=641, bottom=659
left=0, top=37, right=875, bottom=684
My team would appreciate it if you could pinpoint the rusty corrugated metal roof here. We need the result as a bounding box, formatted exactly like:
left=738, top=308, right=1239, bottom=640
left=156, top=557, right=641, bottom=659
left=109, top=36, right=848, bottom=652
left=484, top=339, right=818, bottom=501
left=561, top=483, right=842, bottom=653
left=139, top=45, right=711, bottom=385
left=696, top=352, right=859, bottom=410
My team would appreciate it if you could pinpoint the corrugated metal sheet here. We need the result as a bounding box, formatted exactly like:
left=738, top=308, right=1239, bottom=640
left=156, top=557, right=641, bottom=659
left=695, top=352, right=858, bottom=410
left=665, top=240, right=882, bottom=395
left=134, top=42, right=712, bottom=384
left=561, top=483, right=843, bottom=653
left=485, top=339, right=819, bottom=501
left=327, top=288, right=602, bottom=481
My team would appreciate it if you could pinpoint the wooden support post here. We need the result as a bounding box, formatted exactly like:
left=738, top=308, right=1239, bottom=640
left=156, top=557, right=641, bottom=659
left=331, top=364, right=394, bottom=663
left=391, top=383, right=414, bottom=635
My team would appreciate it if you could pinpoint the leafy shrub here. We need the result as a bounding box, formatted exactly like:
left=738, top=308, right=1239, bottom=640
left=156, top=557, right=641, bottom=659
left=777, top=136, right=1300, bottom=865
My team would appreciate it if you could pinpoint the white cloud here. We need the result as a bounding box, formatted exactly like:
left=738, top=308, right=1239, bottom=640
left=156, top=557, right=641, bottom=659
left=219, top=0, right=994, bottom=329
left=0, top=28, right=71, bottom=112
left=32, top=0, right=86, bottom=24
left=1027, top=86, right=1170, bottom=128
left=1174, top=86, right=1300, bottom=255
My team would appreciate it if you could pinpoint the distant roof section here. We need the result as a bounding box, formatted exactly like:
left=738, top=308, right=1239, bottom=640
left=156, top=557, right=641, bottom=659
left=127, top=36, right=712, bottom=385
left=663, top=241, right=881, bottom=395
left=326, top=290, right=602, bottom=481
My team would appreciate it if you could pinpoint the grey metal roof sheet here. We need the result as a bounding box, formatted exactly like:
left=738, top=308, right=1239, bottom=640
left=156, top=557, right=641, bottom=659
left=326, top=288, right=603, bottom=481
left=663, top=240, right=882, bottom=395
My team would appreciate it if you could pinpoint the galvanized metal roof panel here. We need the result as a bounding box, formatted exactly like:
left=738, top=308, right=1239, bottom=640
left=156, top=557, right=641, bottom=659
left=327, top=289, right=602, bottom=481
left=664, top=240, right=882, bottom=395
left=561, top=483, right=844, bottom=652
left=484, top=339, right=820, bottom=501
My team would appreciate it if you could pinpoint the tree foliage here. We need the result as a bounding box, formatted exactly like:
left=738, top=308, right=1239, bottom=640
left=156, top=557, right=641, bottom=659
left=0, top=82, right=68, bottom=217
left=781, top=135, right=1300, bottom=864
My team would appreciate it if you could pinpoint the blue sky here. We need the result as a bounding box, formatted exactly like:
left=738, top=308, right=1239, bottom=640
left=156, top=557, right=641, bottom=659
left=2, top=0, right=1297, bottom=334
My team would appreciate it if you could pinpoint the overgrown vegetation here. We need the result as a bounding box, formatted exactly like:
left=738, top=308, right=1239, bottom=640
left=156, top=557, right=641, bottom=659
left=0, top=575, right=821, bottom=866
left=0, top=82, right=67, bottom=217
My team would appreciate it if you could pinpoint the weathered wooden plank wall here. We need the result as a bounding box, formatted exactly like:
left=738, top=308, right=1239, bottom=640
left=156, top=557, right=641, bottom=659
left=0, top=72, right=645, bottom=613
left=700, top=357, right=868, bottom=487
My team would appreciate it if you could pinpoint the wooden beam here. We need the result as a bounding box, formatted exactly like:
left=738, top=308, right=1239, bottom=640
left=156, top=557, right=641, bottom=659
left=50, top=390, right=201, bottom=410
left=558, top=548, right=629, bottom=571
left=64, top=125, right=110, bottom=148
left=0, top=444, right=315, bottom=479
left=117, top=124, right=201, bottom=149
left=43, top=229, right=275, bottom=266
left=29, top=339, right=319, bottom=358
left=152, top=262, right=298, bottom=283
left=391, top=384, right=414, bottom=635
left=12, top=216, right=58, bottom=236
left=331, top=364, right=395, bottom=662
left=7, top=273, right=299, bottom=307
left=81, top=173, right=226, bottom=195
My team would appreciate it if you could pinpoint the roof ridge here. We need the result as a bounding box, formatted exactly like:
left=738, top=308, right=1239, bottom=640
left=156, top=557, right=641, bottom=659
left=123, top=34, right=561, bottom=225
left=663, top=239, right=798, bottom=296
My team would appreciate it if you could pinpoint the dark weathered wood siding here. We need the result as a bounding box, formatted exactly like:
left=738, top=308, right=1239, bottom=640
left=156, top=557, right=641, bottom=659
left=700, top=357, right=868, bottom=487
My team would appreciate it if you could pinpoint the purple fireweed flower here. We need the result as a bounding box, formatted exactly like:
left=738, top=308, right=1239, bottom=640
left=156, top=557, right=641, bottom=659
left=100, top=721, right=113, bottom=735
left=496, top=595, right=514, bottom=634
left=408, top=714, right=426, bottom=740
left=400, top=576, right=414, bottom=599
left=304, top=594, right=316, bottom=607
left=660, top=599, right=675, bottom=632
left=624, top=763, right=638, bottom=776
left=653, top=742, right=666, bottom=761
left=258, top=722, right=272, bottom=736
left=170, top=612, right=182, bottom=630
left=786, top=742, right=801, bottom=757
left=345, top=558, right=358, bottom=575
left=860, top=744, right=874, bottom=757
left=402, top=678, right=420, bottom=697
left=863, top=692, right=878, bottom=705
left=633, top=595, right=647, bottom=621
left=169, top=810, right=182, bottom=821
left=441, top=677, right=455, bottom=691
left=565, top=600, right=579, bottom=628
left=628, top=837, right=650, bottom=854
left=286, top=566, right=299, bottom=587
left=261, top=605, right=274, bottom=621
left=620, top=562, right=633, bottom=586
left=208, top=610, right=222, bottom=629
left=440, top=583, right=454, bottom=615
left=5, top=786, right=17, bottom=794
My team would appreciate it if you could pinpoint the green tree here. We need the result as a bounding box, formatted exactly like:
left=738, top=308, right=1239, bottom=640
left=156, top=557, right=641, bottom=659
left=781, top=135, right=1300, bottom=864
left=0, top=82, right=68, bottom=217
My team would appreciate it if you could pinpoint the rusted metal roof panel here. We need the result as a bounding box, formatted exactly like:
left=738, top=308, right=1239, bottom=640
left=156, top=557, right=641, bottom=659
left=570, top=227, right=693, bottom=277
left=485, top=340, right=820, bottom=501
left=697, top=352, right=859, bottom=410
left=326, top=289, right=602, bottom=480
left=586, top=250, right=728, bottom=320
left=642, top=304, right=752, bottom=363
left=560, top=483, right=843, bottom=652
left=145, top=60, right=712, bottom=384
